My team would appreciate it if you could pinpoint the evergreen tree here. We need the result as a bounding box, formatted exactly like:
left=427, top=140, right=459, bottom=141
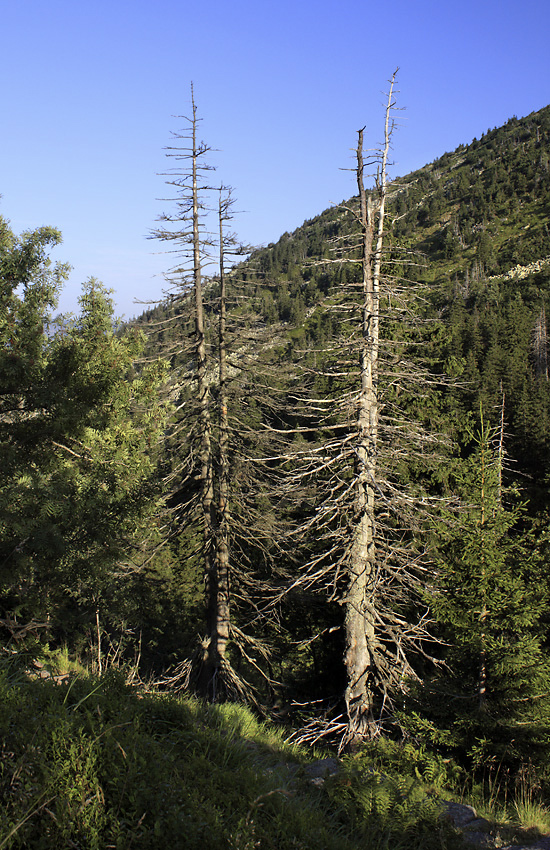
left=0, top=216, right=167, bottom=652
left=270, top=74, right=452, bottom=745
left=151, top=91, right=285, bottom=702
left=410, top=408, right=550, bottom=773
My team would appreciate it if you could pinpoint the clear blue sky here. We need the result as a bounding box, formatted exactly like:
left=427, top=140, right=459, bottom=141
left=1, top=0, right=549, bottom=319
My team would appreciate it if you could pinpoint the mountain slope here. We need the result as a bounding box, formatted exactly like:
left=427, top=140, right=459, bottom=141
left=135, top=102, right=550, bottom=700
left=219, top=104, right=550, bottom=491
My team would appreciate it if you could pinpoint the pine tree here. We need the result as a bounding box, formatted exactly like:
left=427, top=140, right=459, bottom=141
left=0, top=220, right=167, bottom=650
left=151, top=92, right=282, bottom=701
left=412, top=407, right=550, bottom=771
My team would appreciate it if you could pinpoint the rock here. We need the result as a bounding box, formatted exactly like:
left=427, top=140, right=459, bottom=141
left=304, top=757, right=340, bottom=786
left=442, top=802, right=492, bottom=847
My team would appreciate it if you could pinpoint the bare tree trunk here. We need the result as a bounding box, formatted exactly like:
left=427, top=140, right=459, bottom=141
left=187, top=87, right=216, bottom=696
left=533, top=304, right=548, bottom=380
left=478, top=428, right=488, bottom=711
left=345, top=74, right=396, bottom=742
left=478, top=396, right=505, bottom=711
left=154, top=91, right=268, bottom=702
left=204, top=191, right=232, bottom=688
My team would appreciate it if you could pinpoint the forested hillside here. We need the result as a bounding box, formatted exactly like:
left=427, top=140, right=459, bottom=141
left=137, top=100, right=550, bottom=762
left=3, top=97, right=550, bottom=845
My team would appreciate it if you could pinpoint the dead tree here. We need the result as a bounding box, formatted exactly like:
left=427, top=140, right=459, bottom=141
left=277, top=72, right=450, bottom=745
left=344, top=112, right=387, bottom=738
left=533, top=304, right=548, bottom=380
left=207, top=190, right=293, bottom=702
left=212, top=189, right=231, bottom=672
left=152, top=103, right=281, bottom=700
left=152, top=84, right=220, bottom=697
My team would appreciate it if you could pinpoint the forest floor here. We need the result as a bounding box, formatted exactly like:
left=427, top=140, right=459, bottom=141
left=284, top=754, right=550, bottom=850
left=3, top=664, right=550, bottom=850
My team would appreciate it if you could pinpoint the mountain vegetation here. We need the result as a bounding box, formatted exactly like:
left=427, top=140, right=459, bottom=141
left=2, top=88, right=550, bottom=846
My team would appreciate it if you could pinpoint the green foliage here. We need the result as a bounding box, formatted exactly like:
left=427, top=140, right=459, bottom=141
left=324, top=740, right=462, bottom=850
left=345, top=738, right=461, bottom=792
left=138, top=101, right=550, bottom=717
left=5, top=99, right=550, bottom=830
left=407, top=412, right=550, bottom=781
left=0, top=218, right=168, bottom=655
left=0, top=666, right=463, bottom=850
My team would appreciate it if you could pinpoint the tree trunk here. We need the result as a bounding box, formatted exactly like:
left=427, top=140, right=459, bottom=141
left=345, top=75, right=395, bottom=742
left=204, top=192, right=232, bottom=691
left=189, top=88, right=216, bottom=696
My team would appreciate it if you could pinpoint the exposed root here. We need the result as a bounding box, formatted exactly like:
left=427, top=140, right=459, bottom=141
left=159, top=642, right=261, bottom=707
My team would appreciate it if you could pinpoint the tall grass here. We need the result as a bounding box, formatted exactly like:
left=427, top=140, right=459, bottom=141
left=0, top=662, right=460, bottom=849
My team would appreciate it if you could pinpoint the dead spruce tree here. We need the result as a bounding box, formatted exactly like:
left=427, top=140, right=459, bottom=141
left=151, top=93, right=284, bottom=701
left=213, top=189, right=232, bottom=674
left=209, top=190, right=299, bottom=702
left=533, top=304, right=548, bottom=380
left=151, top=86, right=235, bottom=698
left=281, top=73, right=449, bottom=745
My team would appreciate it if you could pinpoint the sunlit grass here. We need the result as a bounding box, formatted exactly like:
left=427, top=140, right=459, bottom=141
left=0, top=663, right=461, bottom=850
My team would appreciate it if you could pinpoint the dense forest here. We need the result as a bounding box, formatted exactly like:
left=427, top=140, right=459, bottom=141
left=2, top=89, right=550, bottom=847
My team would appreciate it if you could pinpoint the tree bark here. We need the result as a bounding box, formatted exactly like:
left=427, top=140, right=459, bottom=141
left=188, top=87, right=216, bottom=696
left=344, top=74, right=396, bottom=742
left=204, top=191, right=232, bottom=689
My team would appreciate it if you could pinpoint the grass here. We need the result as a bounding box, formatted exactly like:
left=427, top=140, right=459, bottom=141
left=451, top=761, right=550, bottom=846
left=6, top=649, right=550, bottom=849
left=513, top=795, right=550, bottom=833
left=0, top=662, right=462, bottom=850
left=3, top=652, right=550, bottom=849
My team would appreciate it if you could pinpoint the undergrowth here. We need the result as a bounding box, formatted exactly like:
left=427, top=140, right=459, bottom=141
left=0, top=661, right=464, bottom=849
left=2, top=654, right=548, bottom=849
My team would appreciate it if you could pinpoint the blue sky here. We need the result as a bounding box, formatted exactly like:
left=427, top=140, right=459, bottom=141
left=1, top=0, right=549, bottom=319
